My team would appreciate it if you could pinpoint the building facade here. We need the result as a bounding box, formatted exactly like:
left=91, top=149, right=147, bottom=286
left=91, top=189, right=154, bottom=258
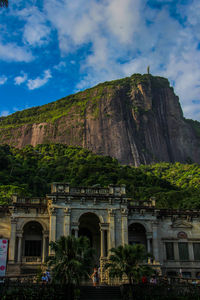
left=1, top=183, right=200, bottom=280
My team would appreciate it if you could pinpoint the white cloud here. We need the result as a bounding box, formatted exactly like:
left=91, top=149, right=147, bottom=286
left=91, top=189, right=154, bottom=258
left=0, top=75, right=8, bottom=85
left=14, top=72, right=28, bottom=85
left=54, top=61, right=66, bottom=71
left=27, top=70, right=52, bottom=90
left=0, top=110, right=10, bottom=117
left=22, top=8, right=51, bottom=46
left=0, top=0, right=200, bottom=120
left=0, top=41, right=33, bottom=62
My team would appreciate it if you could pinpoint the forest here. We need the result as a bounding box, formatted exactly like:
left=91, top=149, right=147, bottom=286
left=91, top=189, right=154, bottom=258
left=0, top=143, right=199, bottom=209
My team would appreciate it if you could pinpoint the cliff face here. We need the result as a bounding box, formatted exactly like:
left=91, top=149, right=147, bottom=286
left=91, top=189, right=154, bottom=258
left=0, top=74, right=199, bottom=166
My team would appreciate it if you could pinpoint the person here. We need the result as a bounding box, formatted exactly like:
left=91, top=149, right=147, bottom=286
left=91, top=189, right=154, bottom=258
left=150, top=275, right=157, bottom=284
left=141, top=275, right=147, bottom=284
left=45, top=270, right=51, bottom=283
left=98, top=266, right=101, bottom=281
left=91, top=267, right=99, bottom=286
left=41, top=273, right=48, bottom=284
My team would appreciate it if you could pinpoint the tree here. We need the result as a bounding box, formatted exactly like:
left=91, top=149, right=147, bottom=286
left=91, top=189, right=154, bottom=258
left=47, top=235, right=94, bottom=286
left=0, top=0, right=8, bottom=7
left=104, top=244, right=153, bottom=285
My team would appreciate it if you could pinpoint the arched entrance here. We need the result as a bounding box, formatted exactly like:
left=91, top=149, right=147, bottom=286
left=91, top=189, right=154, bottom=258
left=22, top=221, right=43, bottom=261
left=128, top=223, right=147, bottom=250
left=78, top=213, right=100, bottom=264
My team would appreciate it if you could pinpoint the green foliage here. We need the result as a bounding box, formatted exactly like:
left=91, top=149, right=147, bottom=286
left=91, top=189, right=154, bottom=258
left=0, top=0, right=8, bottom=7
left=47, top=235, right=94, bottom=286
left=104, top=244, right=153, bottom=285
left=0, top=144, right=199, bottom=209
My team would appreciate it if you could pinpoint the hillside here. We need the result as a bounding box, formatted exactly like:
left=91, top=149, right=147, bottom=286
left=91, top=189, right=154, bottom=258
left=0, top=144, right=199, bottom=209
left=0, top=73, right=200, bottom=166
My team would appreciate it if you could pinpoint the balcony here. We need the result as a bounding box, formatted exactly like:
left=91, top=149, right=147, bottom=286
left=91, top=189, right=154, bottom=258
left=22, top=256, right=42, bottom=264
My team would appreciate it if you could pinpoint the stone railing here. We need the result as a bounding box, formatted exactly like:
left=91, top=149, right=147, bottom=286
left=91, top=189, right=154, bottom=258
left=50, top=183, right=126, bottom=196
left=12, top=196, right=47, bottom=205
left=22, top=256, right=42, bottom=263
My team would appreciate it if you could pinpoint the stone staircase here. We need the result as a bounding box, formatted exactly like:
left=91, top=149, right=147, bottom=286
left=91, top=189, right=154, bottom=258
left=80, top=285, right=122, bottom=300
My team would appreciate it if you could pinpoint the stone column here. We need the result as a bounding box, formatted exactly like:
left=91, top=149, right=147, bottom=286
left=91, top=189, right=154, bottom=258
left=42, top=232, right=48, bottom=263
left=64, top=208, right=71, bottom=236
left=188, top=242, right=194, bottom=261
left=146, top=233, right=152, bottom=253
left=17, top=234, right=22, bottom=263
left=9, top=217, right=17, bottom=263
left=101, top=229, right=105, bottom=257
left=121, top=209, right=128, bottom=246
left=49, top=207, right=57, bottom=255
left=152, top=222, right=159, bottom=263
left=75, top=229, right=78, bottom=238
left=108, top=209, right=116, bottom=250
left=174, top=242, right=179, bottom=260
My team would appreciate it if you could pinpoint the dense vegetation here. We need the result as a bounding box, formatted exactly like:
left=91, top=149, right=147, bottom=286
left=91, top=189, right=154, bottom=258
left=0, top=143, right=199, bottom=209
left=0, top=74, right=169, bottom=128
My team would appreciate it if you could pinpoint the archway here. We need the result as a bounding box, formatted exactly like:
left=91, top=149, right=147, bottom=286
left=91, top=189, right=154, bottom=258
left=128, top=223, right=147, bottom=250
left=78, top=213, right=100, bottom=264
left=22, top=221, right=43, bottom=258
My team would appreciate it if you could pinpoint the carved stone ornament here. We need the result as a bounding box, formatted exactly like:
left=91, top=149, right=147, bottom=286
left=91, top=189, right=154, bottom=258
left=64, top=207, right=71, bottom=215
left=177, top=231, right=188, bottom=239
left=49, top=207, right=56, bottom=216
left=171, top=220, right=193, bottom=229
left=121, top=208, right=128, bottom=216
left=108, top=208, right=115, bottom=217
left=11, top=216, right=17, bottom=224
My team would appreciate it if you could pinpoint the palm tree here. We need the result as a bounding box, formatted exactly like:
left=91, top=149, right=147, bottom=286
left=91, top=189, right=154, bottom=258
left=47, top=235, right=94, bottom=286
left=104, top=244, right=153, bottom=285
left=0, top=0, right=8, bottom=7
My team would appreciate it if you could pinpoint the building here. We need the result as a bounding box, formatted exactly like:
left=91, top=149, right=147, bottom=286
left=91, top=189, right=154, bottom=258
left=1, top=183, right=200, bottom=280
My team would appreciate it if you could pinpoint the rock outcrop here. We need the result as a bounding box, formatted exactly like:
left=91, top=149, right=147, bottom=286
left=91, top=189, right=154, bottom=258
left=0, top=74, right=199, bottom=166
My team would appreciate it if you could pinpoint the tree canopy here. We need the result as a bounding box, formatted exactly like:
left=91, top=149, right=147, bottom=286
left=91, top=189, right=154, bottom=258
left=104, top=244, right=153, bottom=285
left=47, top=235, right=94, bottom=286
left=0, top=143, right=199, bottom=209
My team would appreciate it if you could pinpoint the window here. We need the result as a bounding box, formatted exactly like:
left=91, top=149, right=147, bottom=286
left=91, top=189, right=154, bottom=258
left=25, top=240, right=41, bottom=256
left=182, top=272, right=191, bottom=278
left=193, top=243, right=200, bottom=260
left=165, top=242, right=174, bottom=260
left=178, top=243, right=189, bottom=261
left=167, top=271, right=177, bottom=277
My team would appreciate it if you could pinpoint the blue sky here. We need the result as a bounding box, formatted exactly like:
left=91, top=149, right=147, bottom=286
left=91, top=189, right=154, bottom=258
left=0, top=0, right=200, bottom=121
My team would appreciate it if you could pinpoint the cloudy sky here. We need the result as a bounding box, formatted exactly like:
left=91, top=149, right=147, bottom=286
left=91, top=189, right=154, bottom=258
left=0, top=0, right=199, bottom=121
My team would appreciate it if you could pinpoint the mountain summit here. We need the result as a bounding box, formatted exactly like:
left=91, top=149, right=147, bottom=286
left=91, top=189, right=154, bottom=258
left=0, top=74, right=199, bottom=166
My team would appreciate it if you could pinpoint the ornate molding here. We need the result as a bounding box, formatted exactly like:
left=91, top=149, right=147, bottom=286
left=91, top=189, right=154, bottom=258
left=108, top=208, right=116, bottom=217
left=49, top=207, right=57, bottom=216
left=121, top=208, right=128, bottom=217
left=64, top=207, right=71, bottom=215
left=11, top=216, right=17, bottom=224
left=171, top=220, right=193, bottom=229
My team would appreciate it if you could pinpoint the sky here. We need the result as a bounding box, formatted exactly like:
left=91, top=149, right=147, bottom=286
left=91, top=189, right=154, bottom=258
left=0, top=0, right=200, bottom=121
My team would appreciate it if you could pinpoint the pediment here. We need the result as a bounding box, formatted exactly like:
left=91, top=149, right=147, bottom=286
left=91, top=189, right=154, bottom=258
left=171, top=220, right=193, bottom=229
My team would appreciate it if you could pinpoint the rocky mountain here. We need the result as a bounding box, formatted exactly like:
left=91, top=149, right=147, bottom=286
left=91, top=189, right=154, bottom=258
left=0, top=73, right=199, bottom=166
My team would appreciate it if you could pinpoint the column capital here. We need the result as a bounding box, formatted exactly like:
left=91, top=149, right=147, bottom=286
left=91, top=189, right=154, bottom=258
left=64, top=207, right=71, bottom=215
left=152, top=221, right=159, bottom=227
left=146, top=232, right=153, bottom=239
left=11, top=216, right=17, bottom=224
left=49, top=207, right=57, bottom=216
left=42, top=230, right=49, bottom=236
left=100, top=223, right=109, bottom=231
left=108, top=208, right=116, bottom=217
left=121, top=208, right=128, bottom=216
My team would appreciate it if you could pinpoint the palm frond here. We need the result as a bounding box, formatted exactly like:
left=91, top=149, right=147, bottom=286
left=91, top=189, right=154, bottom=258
left=0, top=0, right=8, bottom=7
